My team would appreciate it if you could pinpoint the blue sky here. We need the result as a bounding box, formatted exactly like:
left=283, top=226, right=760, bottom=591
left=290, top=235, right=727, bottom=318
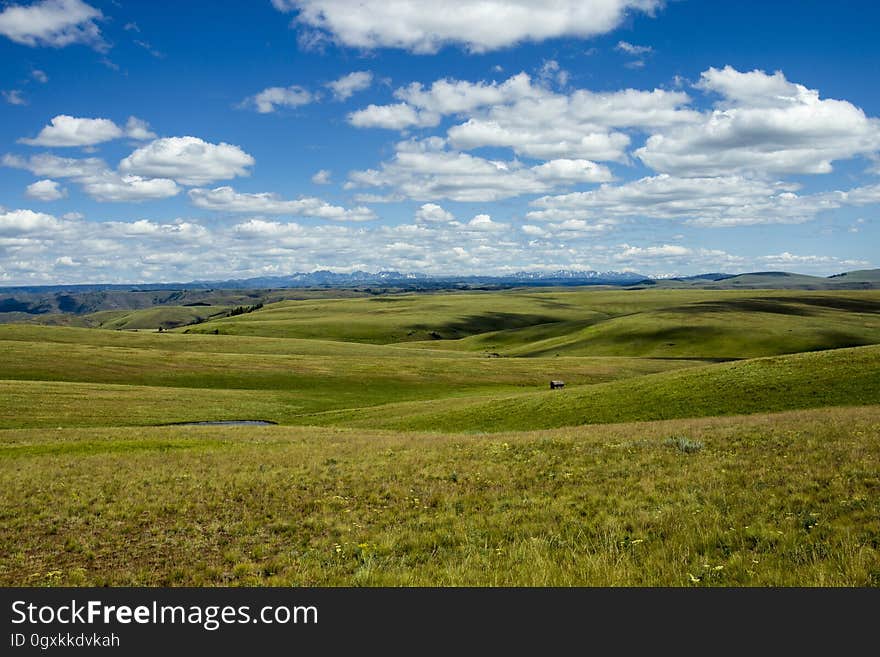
left=1, top=0, right=878, bottom=285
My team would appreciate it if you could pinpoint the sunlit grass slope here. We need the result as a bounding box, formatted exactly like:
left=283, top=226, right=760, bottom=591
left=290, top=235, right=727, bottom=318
left=2, top=406, right=877, bottom=586
left=85, top=306, right=233, bottom=330
left=1, top=285, right=879, bottom=587
left=0, top=324, right=469, bottom=357
left=0, top=328, right=697, bottom=428
left=179, top=289, right=599, bottom=342
left=181, top=288, right=829, bottom=343
left=403, top=292, right=880, bottom=358
left=302, top=345, right=880, bottom=432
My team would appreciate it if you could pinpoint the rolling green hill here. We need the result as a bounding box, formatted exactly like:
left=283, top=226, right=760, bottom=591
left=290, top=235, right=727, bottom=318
left=496, top=295, right=880, bottom=358
left=2, top=284, right=879, bottom=587
left=824, top=269, right=880, bottom=286
left=85, top=305, right=234, bottom=330
left=648, top=269, right=880, bottom=290
left=659, top=271, right=828, bottom=289
left=180, top=288, right=880, bottom=358
left=0, top=287, right=370, bottom=318
left=0, top=326, right=700, bottom=428
left=300, top=344, right=880, bottom=432
left=179, top=290, right=595, bottom=342
left=397, top=290, right=880, bottom=359
left=2, top=288, right=879, bottom=430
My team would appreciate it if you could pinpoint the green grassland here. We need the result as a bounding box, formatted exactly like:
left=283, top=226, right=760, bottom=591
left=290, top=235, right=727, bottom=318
left=0, top=305, right=233, bottom=330
left=650, top=269, right=880, bottom=289
left=180, top=288, right=880, bottom=360
left=180, top=289, right=597, bottom=342
left=0, top=285, right=879, bottom=586
left=0, top=342, right=694, bottom=427
left=0, top=286, right=375, bottom=326
left=0, top=323, right=470, bottom=356
left=83, top=305, right=234, bottom=330
left=1, top=406, right=877, bottom=586
left=404, top=291, right=880, bottom=358
left=305, top=345, right=880, bottom=432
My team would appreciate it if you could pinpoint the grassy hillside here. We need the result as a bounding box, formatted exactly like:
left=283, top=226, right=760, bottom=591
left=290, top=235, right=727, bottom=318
left=1, top=289, right=879, bottom=430
left=399, top=291, right=880, bottom=359
left=2, top=340, right=863, bottom=432
left=825, top=269, right=880, bottom=286
left=498, top=295, right=880, bottom=358
left=0, top=287, right=373, bottom=324
left=1, top=284, right=879, bottom=587
left=180, top=290, right=596, bottom=342
left=649, top=269, right=880, bottom=290
left=178, top=287, right=782, bottom=342
left=660, top=272, right=828, bottom=289
left=85, top=305, right=234, bottom=330
left=0, top=323, right=470, bottom=357
left=303, top=345, right=880, bottom=432
left=0, top=328, right=698, bottom=428
left=2, top=406, right=877, bottom=586
left=180, top=288, right=880, bottom=359
left=0, top=305, right=234, bottom=330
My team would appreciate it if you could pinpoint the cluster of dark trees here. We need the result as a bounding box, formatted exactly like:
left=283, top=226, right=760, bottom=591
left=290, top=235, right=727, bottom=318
left=228, top=302, right=264, bottom=317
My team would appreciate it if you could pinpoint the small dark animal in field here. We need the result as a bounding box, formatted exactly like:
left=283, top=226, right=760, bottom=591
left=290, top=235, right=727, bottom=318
left=550, top=380, right=565, bottom=390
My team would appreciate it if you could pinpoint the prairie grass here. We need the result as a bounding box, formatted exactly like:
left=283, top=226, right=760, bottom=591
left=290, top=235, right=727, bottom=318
left=1, top=407, right=877, bottom=586
left=1, top=286, right=879, bottom=586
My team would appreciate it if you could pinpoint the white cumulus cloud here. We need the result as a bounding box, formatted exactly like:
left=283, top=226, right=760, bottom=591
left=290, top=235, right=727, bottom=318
left=327, top=71, right=373, bottom=100
left=347, top=138, right=612, bottom=202
left=0, top=208, right=62, bottom=235
left=351, top=72, right=697, bottom=162
left=636, top=66, right=880, bottom=176
left=348, top=103, right=440, bottom=130
left=119, top=137, right=255, bottom=186
left=3, top=152, right=106, bottom=179
left=19, top=115, right=123, bottom=147
left=244, top=85, right=314, bottom=113
left=80, top=173, right=180, bottom=202
left=311, top=169, right=331, bottom=184
left=4, top=153, right=180, bottom=202
left=530, top=174, right=880, bottom=227
left=273, top=0, right=664, bottom=53
left=415, top=203, right=454, bottom=223
left=462, top=213, right=507, bottom=232
left=188, top=186, right=377, bottom=222
left=124, top=116, right=157, bottom=141
left=0, top=207, right=870, bottom=285
left=0, top=0, right=106, bottom=50
left=25, top=179, right=66, bottom=201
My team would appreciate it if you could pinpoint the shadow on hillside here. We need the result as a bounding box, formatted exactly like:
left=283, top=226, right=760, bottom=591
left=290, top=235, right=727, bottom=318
left=410, top=312, right=561, bottom=338
left=670, top=296, right=880, bottom=316
left=779, top=296, right=880, bottom=313
left=595, top=325, right=874, bottom=353
left=597, top=325, right=726, bottom=344
left=669, top=299, right=815, bottom=316
left=812, top=331, right=877, bottom=350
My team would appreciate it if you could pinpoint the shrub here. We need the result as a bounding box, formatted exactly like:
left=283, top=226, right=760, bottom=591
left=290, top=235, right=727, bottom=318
left=664, top=436, right=704, bottom=454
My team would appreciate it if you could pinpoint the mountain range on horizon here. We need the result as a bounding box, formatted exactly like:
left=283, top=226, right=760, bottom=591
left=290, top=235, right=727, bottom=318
left=1, top=267, right=879, bottom=296
left=0, top=268, right=879, bottom=322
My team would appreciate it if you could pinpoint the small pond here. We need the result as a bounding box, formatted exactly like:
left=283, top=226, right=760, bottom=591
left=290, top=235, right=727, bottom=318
left=167, top=420, right=277, bottom=426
